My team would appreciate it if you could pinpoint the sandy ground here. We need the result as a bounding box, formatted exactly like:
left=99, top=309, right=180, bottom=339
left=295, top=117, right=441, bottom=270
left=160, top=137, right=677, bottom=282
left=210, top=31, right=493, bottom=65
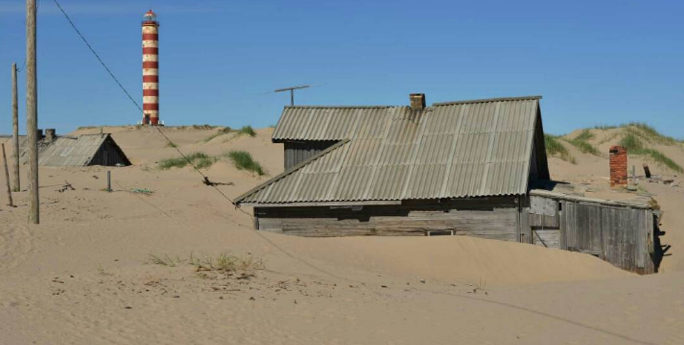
left=1, top=126, right=684, bottom=345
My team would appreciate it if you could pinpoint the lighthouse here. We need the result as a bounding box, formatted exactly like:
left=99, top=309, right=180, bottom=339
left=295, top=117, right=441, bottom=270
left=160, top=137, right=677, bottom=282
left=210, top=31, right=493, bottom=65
left=142, top=10, right=160, bottom=125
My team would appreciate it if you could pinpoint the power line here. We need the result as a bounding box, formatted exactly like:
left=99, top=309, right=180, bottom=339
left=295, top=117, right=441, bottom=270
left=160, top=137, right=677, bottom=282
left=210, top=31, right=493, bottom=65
left=52, top=0, right=143, bottom=113
left=51, top=0, right=353, bottom=282
left=51, top=0, right=238, bottom=203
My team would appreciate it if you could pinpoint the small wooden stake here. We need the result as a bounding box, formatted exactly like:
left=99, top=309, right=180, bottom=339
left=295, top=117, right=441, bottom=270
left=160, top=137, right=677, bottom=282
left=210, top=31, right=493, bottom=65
left=643, top=164, right=652, bottom=179
left=106, top=171, right=111, bottom=192
left=2, top=144, right=14, bottom=207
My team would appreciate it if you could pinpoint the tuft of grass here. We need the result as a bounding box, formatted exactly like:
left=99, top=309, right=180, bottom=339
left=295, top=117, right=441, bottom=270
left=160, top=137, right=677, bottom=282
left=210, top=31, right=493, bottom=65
left=573, top=129, right=594, bottom=142
left=166, top=141, right=178, bottom=148
left=565, top=130, right=600, bottom=156
left=201, top=127, right=233, bottom=143
left=225, top=150, right=265, bottom=175
left=236, top=125, right=256, bottom=137
left=147, top=254, right=183, bottom=267
left=545, top=135, right=576, bottom=164
left=158, top=152, right=216, bottom=170
left=190, top=253, right=265, bottom=273
left=618, top=134, right=683, bottom=172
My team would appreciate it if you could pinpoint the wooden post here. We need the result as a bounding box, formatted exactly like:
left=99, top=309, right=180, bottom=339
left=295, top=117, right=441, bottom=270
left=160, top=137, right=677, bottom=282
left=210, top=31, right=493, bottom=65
left=643, top=164, right=651, bottom=179
left=106, top=171, right=111, bottom=192
left=26, top=0, right=39, bottom=224
left=2, top=144, right=14, bottom=207
left=11, top=63, right=20, bottom=192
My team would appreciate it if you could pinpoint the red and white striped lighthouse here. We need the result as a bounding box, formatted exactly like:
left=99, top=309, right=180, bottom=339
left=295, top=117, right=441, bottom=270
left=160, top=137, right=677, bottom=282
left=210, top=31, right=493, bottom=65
left=142, top=10, right=160, bottom=125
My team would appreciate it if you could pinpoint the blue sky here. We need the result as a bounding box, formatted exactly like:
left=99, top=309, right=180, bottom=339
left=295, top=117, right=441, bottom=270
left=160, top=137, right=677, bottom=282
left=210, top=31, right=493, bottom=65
left=0, top=0, right=682, bottom=137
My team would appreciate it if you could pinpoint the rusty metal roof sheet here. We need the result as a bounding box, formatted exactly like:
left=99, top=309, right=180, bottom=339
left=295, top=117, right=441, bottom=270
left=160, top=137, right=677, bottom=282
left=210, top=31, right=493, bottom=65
left=237, top=96, right=542, bottom=205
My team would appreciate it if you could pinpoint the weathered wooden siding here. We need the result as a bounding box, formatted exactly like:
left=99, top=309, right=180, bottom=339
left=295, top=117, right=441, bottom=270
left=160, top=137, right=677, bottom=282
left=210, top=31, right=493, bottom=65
left=526, top=194, right=657, bottom=274
left=532, top=229, right=560, bottom=248
left=255, top=197, right=519, bottom=240
left=561, top=201, right=655, bottom=274
left=283, top=141, right=337, bottom=170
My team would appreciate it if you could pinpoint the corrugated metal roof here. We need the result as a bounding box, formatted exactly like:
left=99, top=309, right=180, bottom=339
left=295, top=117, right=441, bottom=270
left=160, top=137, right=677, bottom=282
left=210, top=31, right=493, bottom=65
left=237, top=96, right=542, bottom=205
left=36, top=134, right=107, bottom=166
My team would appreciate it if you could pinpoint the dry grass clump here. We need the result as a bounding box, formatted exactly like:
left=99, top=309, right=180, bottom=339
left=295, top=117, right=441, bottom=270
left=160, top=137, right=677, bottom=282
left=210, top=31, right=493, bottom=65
left=190, top=253, right=265, bottom=274
left=147, top=254, right=184, bottom=267
left=148, top=253, right=265, bottom=279
left=545, top=134, right=576, bottom=164
left=225, top=150, right=265, bottom=175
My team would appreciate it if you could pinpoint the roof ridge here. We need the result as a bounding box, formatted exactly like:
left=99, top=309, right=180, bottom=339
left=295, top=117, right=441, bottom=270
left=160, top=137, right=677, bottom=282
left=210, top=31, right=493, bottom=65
left=234, top=139, right=351, bottom=204
left=433, top=95, right=542, bottom=107
left=284, top=105, right=401, bottom=109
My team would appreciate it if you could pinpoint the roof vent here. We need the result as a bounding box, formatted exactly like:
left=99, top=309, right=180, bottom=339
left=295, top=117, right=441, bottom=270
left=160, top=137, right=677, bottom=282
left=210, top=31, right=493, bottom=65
left=409, top=93, right=426, bottom=111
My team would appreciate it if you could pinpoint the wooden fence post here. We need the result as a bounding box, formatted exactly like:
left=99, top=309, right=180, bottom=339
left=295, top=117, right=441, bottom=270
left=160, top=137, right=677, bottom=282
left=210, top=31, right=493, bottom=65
left=2, top=144, right=14, bottom=207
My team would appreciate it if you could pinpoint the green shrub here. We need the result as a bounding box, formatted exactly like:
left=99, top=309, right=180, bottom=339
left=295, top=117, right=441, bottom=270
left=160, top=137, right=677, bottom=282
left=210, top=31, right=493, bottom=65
left=225, top=150, right=265, bottom=175
left=545, top=135, right=576, bottom=164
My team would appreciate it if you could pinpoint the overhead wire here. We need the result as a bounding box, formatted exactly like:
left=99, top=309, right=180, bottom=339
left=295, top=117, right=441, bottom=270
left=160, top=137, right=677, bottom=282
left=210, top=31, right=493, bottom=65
left=50, top=0, right=353, bottom=282
left=51, top=0, right=242, bottom=207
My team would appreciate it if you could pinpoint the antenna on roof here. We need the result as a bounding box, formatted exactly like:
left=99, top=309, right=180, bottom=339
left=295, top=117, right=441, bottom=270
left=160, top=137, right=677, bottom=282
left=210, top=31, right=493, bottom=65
left=274, top=85, right=310, bottom=106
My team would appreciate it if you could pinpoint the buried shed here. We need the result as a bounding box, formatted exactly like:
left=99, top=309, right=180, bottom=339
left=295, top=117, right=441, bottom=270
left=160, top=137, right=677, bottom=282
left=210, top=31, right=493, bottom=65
left=235, top=94, right=662, bottom=274
left=34, top=133, right=131, bottom=167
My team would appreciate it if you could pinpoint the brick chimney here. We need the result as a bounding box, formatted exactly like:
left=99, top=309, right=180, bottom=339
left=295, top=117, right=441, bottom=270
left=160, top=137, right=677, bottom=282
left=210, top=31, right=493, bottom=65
left=409, top=93, right=426, bottom=111
left=609, top=145, right=627, bottom=188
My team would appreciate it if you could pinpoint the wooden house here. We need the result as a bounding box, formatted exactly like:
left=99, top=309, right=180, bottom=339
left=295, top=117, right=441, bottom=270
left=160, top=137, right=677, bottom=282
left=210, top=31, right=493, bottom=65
left=235, top=95, right=661, bottom=274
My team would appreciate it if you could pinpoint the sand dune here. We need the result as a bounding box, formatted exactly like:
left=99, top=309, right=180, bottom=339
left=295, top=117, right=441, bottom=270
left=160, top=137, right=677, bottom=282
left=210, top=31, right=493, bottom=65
left=1, top=126, right=683, bottom=344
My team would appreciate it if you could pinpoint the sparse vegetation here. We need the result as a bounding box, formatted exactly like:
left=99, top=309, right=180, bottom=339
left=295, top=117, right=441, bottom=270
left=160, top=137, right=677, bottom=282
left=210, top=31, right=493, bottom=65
left=190, top=253, right=265, bottom=273
left=622, top=122, right=678, bottom=145
left=566, top=130, right=600, bottom=156
left=545, top=134, right=576, bottom=164
left=593, top=124, right=618, bottom=130
left=225, top=150, right=265, bottom=175
left=166, top=141, right=178, bottom=148
left=147, top=254, right=183, bottom=267
left=148, top=252, right=265, bottom=278
left=201, top=127, right=232, bottom=143
left=618, top=134, right=683, bottom=173
left=236, top=125, right=256, bottom=137
left=158, top=152, right=216, bottom=170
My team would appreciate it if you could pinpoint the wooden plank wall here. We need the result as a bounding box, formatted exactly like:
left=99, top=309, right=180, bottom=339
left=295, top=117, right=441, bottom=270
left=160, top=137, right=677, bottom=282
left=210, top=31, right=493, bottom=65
left=255, top=197, right=519, bottom=240
left=283, top=141, right=337, bottom=170
left=559, top=199, right=655, bottom=274
left=528, top=195, right=561, bottom=249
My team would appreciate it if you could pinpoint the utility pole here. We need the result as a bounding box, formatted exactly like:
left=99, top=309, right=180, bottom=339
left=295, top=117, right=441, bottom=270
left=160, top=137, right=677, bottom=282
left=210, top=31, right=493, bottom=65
left=11, top=63, right=20, bottom=192
left=26, top=0, right=39, bottom=224
left=275, top=85, right=310, bottom=106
